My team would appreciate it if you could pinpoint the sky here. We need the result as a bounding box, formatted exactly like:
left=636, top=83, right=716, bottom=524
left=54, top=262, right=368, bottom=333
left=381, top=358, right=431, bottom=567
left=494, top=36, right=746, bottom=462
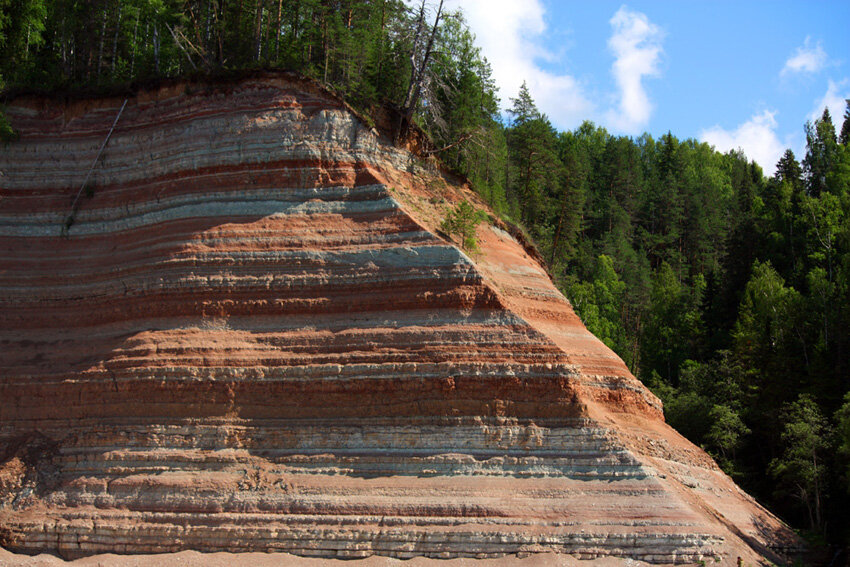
left=441, top=0, right=850, bottom=176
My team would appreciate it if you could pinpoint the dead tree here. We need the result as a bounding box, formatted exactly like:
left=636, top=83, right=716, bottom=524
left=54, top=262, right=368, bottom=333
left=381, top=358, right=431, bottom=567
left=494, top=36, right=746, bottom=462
left=395, top=0, right=443, bottom=143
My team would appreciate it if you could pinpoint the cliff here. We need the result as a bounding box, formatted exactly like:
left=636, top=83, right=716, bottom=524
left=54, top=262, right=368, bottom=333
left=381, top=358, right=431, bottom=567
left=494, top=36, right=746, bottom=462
left=0, top=73, right=797, bottom=565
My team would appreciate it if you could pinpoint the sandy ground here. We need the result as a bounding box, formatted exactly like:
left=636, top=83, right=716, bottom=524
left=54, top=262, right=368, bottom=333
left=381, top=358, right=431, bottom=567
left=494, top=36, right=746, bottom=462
left=0, top=550, right=658, bottom=567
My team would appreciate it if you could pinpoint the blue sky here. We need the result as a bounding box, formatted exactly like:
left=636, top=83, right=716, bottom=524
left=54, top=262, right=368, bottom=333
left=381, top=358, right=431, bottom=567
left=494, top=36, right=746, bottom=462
left=445, top=0, right=850, bottom=175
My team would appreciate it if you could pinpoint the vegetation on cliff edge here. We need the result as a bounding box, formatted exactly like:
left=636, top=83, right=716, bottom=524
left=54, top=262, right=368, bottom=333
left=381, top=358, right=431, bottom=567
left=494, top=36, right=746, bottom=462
left=2, top=0, right=850, bottom=549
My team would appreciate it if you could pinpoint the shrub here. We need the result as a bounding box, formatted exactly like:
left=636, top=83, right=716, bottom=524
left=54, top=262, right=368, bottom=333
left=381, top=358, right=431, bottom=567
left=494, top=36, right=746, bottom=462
left=441, top=200, right=485, bottom=251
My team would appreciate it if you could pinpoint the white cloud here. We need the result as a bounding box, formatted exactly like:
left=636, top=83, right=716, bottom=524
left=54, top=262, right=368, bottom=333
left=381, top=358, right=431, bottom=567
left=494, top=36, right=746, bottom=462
left=700, top=111, right=789, bottom=176
left=604, top=6, right=664, bottom=134
left=447, top=0, right=593, bottom=128
left=698, top=79, right=849, bottom=176
left=808, top=79, right=850, bottom=123
left=447, top=2, right=666, bottom=133
left=781, top=37, right=828, bottom=77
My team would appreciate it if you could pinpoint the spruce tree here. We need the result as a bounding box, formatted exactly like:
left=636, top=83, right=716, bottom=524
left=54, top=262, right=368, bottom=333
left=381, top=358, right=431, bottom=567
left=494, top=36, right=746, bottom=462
left=507, top=81, right=539, bottom=125
left=776, top=149, right=802, bottom=186
left=840, top=99, right=850, bottom=146
left=803, top=108, right=839, bottom=196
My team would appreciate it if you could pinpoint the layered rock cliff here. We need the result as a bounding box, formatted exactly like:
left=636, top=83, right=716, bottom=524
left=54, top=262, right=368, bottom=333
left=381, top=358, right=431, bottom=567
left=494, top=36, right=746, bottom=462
left=0, top=74, right=797, bottom=564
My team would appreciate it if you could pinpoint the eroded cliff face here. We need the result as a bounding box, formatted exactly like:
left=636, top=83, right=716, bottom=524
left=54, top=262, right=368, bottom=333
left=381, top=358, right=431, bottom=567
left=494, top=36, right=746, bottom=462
left=0, top=74, right=797, bottom=565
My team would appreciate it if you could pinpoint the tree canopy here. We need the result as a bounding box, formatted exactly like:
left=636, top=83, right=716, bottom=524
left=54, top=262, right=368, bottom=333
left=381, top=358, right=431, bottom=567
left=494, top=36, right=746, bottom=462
left=3, top=0, right=850, bottom=548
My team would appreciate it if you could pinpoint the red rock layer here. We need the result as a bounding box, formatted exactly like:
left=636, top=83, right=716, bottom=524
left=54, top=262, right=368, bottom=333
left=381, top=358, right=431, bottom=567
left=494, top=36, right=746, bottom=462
left=0, top=76, right=796, bottom=564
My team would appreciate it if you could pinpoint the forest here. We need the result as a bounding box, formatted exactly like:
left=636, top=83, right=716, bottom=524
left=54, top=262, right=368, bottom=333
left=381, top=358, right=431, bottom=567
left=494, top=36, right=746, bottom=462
left=2, top=0, right=850, bottom=550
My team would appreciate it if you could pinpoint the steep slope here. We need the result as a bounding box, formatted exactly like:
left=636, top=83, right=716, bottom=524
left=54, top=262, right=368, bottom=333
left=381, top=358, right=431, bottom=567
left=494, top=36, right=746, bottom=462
left=0, top=74, right=797, bottom=564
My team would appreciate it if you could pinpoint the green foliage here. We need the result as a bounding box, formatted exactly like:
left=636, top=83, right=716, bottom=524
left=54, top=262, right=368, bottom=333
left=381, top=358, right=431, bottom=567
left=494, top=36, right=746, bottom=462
left=505, top=82, right=560, bottom=227
left=679, top=352, right=745, bottom=409
left=776, top=149, right=802, bottom=186
left=0, top=0, right=508, bottom=224
left=840, top=99, right=850, bottom=146
left=0, top=1, right=463, bottom=128
left=0, top=0, right=47, bottom=84
left=507, top=81, right=538, bottom=125
left=769, top=394, right=830, bottom=531
left=499, top=85, right=850, bottom=543
left=0, top=109, right=16, bottom=142
left=662, top=388, right=712, bottom=445
left=3, top=0, right=850, bottom=546
left=441, top=199, right=484, bottom=251
left=835, top=393, right=850, bottom=488
left=803, top=108, right=840, bottom=196
left=641, top=262, right=705, bottom=384
left=705, top=404, right=749, bottom=464
left=651, top=354, right=749, bottom=471
left=567, top=255, right=631, bottom=363
left=732, top=261, right=802, bottom=368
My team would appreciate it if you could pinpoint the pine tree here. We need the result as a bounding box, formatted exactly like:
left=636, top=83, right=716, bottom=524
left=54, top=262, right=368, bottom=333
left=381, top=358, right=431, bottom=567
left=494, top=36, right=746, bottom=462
left=441, top=200, right=484, bottom=251
left=505, top=82, right=559, bottom=226
left=776, top=149, right=802, bottom=187
left=803, top=108, right=839, bottom=196
left=840, top=99, right=850, bottom=146
left=507, top=81, right=539, bottom=125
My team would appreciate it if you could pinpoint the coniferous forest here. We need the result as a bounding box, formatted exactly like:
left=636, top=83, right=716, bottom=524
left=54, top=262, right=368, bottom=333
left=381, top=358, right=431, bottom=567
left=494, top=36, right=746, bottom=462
left=2, top=0, right=850, bottom=550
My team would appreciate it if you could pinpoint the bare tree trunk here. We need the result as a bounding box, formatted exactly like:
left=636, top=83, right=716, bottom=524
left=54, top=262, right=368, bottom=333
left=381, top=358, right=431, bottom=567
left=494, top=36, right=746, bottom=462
left=142, top=19, right=149, bottom=65
left=813, top=452, right=822, bottom=530
left=345, top=8, right=352, bottom=84
left=153, top=21, right=160, bottom=74
left=631, top=315, right=641, bottom=371
left=85, top=21, right=94, bottom=80
left=322, top=13, right=328, bottom=83
left=263, top=0, right=274, bottom=61
left=274, top=0, right=283, bottom=59
left=402, top=0, right=426, bottom=111
left=166, top=23, right=197, bottom=70
left=185, top=1, right=205, bottom=49
left=398, top=0, right=443, bottom=141
left=254, top=0, right=264, bottom=61
left=215, top=0, right=224, bottom=64
left=376, top=0, right=386, bottom=84
left=411, top=0, right=443, bottom=108
left=205, top=0, right=212, bottom=53
left=129, top=10, right=139, bottom=76
left=111, top=4, right=123, bottom=78
left=292, top=0, right=301, bottom=50
left=97, top=7, right=108, bottom=76
left=305, top=4, right=313, bottom=66
left=234, top=0, right=243, bottom=59
left=523, top=151, right=534, bottom=220
left=550, top=180, right=572, bottom=267
left=801, top=486, right=815, bottom=531
left=60, top=13, right=68, bottom=74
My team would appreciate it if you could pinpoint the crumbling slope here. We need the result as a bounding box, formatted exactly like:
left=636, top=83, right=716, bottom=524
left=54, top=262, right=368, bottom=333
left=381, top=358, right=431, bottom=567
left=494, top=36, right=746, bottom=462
left=0, top=74, right=797, bottom=565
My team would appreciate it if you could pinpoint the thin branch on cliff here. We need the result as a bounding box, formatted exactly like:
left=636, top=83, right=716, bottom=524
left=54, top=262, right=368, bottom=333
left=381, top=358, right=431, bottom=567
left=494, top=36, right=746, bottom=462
left=424, top=131, right=474, bottom=155
left=166, top=23, right=198, bottom=70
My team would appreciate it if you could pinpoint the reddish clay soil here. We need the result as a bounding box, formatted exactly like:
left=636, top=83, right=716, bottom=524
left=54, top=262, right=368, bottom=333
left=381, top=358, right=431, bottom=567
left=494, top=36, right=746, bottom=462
left=0, top=73, right=797, bottom=565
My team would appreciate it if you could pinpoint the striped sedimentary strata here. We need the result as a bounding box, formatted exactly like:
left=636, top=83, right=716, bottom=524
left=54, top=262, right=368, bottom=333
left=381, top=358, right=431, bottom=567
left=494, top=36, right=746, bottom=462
left=0, top=74, right=796, bottom=564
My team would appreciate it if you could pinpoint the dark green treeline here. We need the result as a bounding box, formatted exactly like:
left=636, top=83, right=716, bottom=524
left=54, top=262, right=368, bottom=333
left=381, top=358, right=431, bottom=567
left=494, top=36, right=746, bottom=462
left=501, top=87, right=850, bottom=547
left=0, top=0, right=500, bottom=147
left=3, top=0, right=850, bottom=548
